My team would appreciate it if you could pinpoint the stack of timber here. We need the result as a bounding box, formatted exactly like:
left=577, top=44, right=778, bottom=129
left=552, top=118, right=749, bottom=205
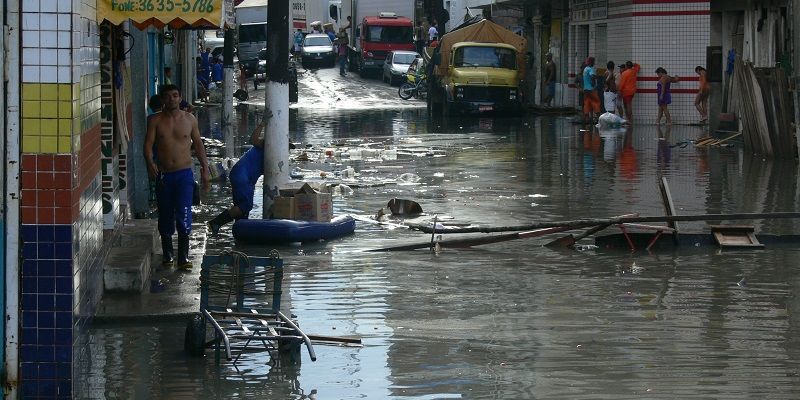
left=730, top=57, right=796, bottom=158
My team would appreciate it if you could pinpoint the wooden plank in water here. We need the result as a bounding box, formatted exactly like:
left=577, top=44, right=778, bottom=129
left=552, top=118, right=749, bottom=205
left=711, top=225, right=764, bottom=248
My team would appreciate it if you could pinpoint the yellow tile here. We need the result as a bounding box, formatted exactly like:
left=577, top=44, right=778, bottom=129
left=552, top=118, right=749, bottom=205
left=41, top=84, right=58, bottom=100
left=40, top=136, right=58, bottom=153
left=40, top=119, right=58, bottom=135
left=21, top=136, right=39, bottom=153
left=73, top=83, right=81, bottom=100
left=22, top=101, right=40, bottom=118
left=58, top=137, right=72, bottom=153
left=22, top=118, right=41, bottom=136
left=22, top=83, right=40, bottom=100
left=40, top=101, right=58, bottom=118
left=72, top=118, right=80, bottom=136
left=72, top=101, right=79, bottom=118
left=58, top=119, right=72, bottom=136
left=58, top=84, right=72, bottom=100
left=58, top=101, right=72, bottom=118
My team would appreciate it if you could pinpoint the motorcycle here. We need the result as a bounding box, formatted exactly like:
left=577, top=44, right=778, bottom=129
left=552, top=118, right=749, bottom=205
left=398, top=71, right=427, bottom=100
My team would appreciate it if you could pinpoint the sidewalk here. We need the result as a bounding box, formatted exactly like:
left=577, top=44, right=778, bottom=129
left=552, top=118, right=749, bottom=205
left=95, top=104, right=224, bottom=323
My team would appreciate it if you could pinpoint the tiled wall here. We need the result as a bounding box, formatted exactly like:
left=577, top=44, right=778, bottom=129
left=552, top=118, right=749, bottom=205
left=19, top=0, right=103, bottom=397
left=560, top=0, right=710, bottom=124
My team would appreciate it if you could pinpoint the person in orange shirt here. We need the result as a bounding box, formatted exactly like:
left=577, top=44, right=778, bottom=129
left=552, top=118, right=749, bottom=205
left=618, top=61, right=640, bottom=124
left=695, top=66, right=710, bottom=123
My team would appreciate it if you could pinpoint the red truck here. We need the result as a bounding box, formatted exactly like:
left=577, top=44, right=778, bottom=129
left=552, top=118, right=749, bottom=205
left=349, top=12, right=414, bottom=78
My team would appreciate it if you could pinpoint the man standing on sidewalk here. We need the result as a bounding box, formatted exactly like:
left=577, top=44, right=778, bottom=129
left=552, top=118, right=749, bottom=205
left=144, top=84, right=210, bottom=269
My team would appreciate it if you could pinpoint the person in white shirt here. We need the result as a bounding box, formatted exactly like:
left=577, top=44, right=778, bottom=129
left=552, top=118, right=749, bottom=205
left=428, top=22, right=438, bottom=45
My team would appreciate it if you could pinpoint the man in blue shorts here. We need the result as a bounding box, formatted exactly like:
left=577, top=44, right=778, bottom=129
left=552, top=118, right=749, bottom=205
left=144, top=84, right=210, bottom=269
left=207, top=121, right=267, bottom=234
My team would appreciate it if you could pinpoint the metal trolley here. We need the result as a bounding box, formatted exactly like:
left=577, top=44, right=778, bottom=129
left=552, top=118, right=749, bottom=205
left=184, top=250, right=316, bottom=365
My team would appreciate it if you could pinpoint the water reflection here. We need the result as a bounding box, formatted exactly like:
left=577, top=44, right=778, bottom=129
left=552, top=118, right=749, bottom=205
left=87, top=110, right=800, bottom=399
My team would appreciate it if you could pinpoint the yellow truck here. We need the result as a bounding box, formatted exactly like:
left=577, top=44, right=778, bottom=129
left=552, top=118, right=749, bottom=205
left=426, top=18, right=527, bottom=115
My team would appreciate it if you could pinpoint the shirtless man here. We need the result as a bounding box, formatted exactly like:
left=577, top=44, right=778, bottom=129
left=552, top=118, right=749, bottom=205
left=144, top=84, right=210, bottom=269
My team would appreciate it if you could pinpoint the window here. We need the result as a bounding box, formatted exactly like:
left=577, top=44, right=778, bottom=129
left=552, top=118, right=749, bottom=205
left=239, top=24, right=267, bottom=43
left=393, top=53, right=417, bottom=64
left=453, top=46, right=517, bottom=69
left=304, top=36, right=332, bottom=47
left=365, top=25, right=413, bottom=43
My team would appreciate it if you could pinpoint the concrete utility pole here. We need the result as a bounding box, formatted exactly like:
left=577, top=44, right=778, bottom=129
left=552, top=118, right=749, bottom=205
left=223, top=28, right=236, bottom=127
left=263, top=0, right=290, bottom=217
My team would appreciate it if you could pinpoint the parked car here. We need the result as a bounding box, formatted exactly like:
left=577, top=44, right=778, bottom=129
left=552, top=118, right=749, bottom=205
left=382, top=50, right=419, bottom=85
left=300, top=34, right=335, bottom=68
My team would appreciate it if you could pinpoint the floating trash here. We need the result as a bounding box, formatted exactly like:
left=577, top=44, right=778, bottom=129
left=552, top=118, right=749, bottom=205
left=398, top=173, right=421, bottom=183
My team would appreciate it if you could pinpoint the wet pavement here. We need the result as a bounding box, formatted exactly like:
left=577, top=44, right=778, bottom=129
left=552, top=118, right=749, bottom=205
left=83, top=65, right=800, bottom=398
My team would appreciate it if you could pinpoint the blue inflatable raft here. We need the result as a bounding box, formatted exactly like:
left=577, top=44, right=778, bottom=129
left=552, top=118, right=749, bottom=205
left=232, top=215, right=356, bottom=244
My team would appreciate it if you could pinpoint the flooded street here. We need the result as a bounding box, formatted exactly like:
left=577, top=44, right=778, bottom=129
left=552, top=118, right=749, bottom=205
left=84, top=67, right=800, bottom=399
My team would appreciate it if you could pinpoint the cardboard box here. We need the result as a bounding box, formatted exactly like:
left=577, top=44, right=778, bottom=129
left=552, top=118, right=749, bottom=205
left=272, top=197, right=296, bottom=219
left=294, top=183, right=332, bottom=222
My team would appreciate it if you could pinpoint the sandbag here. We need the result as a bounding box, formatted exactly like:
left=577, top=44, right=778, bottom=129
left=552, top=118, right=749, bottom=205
left=596, top=112, right=627, bottom=129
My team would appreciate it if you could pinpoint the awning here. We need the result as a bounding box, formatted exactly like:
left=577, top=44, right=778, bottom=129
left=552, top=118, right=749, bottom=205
left=97, top=0, right=235, bottom=29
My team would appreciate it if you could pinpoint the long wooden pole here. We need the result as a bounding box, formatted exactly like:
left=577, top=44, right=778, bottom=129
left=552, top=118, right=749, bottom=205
left=369, top=226, right=573, bottom=252
left=408, top=212, right=800, bottom=234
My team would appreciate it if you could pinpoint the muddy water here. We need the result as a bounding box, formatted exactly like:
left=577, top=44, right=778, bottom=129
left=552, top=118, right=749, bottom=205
left=86, top=109, right=800, bottom=399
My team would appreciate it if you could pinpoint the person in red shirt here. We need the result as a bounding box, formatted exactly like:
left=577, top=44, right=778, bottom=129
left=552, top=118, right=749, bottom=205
left=618, top=61, right=640, bottom=124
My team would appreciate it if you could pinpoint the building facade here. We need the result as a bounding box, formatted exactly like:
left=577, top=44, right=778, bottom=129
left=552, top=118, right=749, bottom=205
left=3, top=1, right=224, bottom=397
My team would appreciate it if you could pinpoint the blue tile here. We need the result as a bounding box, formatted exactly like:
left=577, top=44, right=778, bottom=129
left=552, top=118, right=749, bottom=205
left=39, top=362, right=56, bottom=379
left=38, top=312, right=55, bottom=329
left=55, top=312, right=72, bottom=329
left=37, top=345, right=55, bottom=362
left=21, top=381, right=37, bottom=398
left=55, top=243, right=71, bottom=260
left=38, top=225, right=55, bottom=242
left=40, top=380, right=57, bottom=396
left=20, top=345, right=37, bottom=364
left=22, top=311, right=37, bottom=328
left=22, top=276, right=37, bottom=294
left=22, top=242, right=37, bottom=259
left=22, top=259, right=37, bottom=277
left=21, top=362, right=38, bottom=380
left=58, top=380, right=71, bottom=397
left=21, top=225, right=37, bottom=242
left=54, top=225, right=72, bottom=242
left=38, top=243, right=55, bottom=259
left=57, top=363, right=71, bottom=379
left=54, top=329, right=72, bottom=345
left=39, top=329, right=55, bottom=345
left=38, top=277, right=55, bottom=294
left=56, top=277, right=71, bottom=294
left=38, top=294, right=55, bottom=311
left=55, top=260, right=72, bottom=277
left=55, top=295, right=72, bottom=311
left=22, top=294, right=37, bottom=310
left=21, top=328, right=37, bottom=345
left=55, top=346, right=71, bottom=362
left=38, top=260, right=56, bottom=276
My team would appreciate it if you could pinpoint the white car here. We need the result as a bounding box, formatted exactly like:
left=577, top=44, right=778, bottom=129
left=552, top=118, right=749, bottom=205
left=382, top=50, right=420, bottom=85
left=301, top=34, right=336, bottom=68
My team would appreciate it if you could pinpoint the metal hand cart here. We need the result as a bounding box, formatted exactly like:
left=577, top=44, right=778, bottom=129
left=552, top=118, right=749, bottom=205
left=184, top=250, right=316, bottom=365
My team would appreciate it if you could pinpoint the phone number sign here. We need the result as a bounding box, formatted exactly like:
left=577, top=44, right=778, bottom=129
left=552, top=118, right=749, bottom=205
left=99, top=0, right=224, bottom=26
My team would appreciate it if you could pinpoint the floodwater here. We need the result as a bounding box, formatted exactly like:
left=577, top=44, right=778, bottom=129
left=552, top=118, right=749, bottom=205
left=84, top=105, right=800, bottom=399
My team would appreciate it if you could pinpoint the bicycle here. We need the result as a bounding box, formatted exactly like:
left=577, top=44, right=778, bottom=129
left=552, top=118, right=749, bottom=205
left=398, top=72, right=428, bottom=100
